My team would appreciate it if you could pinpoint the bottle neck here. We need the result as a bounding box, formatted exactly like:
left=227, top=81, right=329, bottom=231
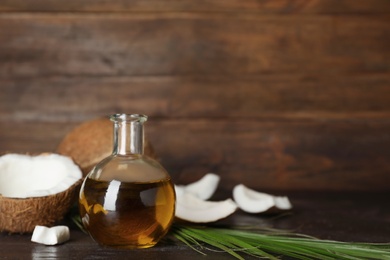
left=111, top=114, right=147, bottom=156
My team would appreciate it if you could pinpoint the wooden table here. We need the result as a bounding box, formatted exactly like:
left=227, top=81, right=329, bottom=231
left=1, top=191, right=389, bottom=259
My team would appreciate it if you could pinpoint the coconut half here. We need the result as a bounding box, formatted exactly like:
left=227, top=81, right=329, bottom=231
left=233, top=184, right=292, bottom=214
left=56, top=117, right=157, bottom=176
left=0, top=153, right=82, bottom=233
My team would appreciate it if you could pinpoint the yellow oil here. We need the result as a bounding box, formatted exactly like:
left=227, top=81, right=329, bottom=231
left=79, top=177, right=175, bottom=249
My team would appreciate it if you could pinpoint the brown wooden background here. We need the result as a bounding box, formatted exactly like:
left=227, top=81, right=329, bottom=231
left=0, top=0, right=389, bottom=191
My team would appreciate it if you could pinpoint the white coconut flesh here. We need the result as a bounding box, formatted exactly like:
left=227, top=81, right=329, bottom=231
left=174, top=173, right=236, bottom=223
left=175, top=173, right=220, bottom=200
left=233, top=184, right=292, bottom=213
left=174, top=174, right=292, bottom=223
left=175, top=191, right=237, bottom=223
left=0, top=154, right=82, bottom=198
left=31, top=225, right=70, bottom=245
left=274, top=196, right=293, bottom=210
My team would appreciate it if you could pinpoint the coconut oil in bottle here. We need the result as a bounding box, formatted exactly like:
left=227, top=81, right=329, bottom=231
left=79, top=114, right=176, bottom=249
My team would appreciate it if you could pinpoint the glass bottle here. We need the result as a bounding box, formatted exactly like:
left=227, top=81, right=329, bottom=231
left=79, top=114, right=176, bottom=249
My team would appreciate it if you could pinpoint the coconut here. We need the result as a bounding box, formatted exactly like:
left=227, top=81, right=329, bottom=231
left=174, top=174, right=293, bottom=223
left=175, top=186, right=237, bottom=223
left=56, top=117, right=158, bottom=176
left=0, top=153, right=82, bottom=233
left=174, top=174, right=237, bottom=223
left=175, top=173, right=220, bottom=200
left=31, top=225, right=70, bottom=245
left=233, top=184, right=292, bottom=213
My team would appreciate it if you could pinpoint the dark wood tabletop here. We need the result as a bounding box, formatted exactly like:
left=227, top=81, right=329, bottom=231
left=1, top=191, right=389, bottom=259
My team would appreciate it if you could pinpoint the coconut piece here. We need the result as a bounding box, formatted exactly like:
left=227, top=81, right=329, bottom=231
left=56, top=117, right=157, bottom=176
left=176, top=173, right=220, bottom=200
left=274, top=196, right=293, bottom=210
left=31, top=225, right=70, bottom=245
left=233, top=184, right=292, bottom=213
left=175, top=191, right=237, bottom=223
left=0, top=153, right=82, bottom=233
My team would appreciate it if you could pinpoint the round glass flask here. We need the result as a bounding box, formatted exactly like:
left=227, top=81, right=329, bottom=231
left=79, top=114, right=176, bottom=248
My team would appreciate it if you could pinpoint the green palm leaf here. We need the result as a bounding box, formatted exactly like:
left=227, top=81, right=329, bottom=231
left=171, top=225, right=390, bottom=260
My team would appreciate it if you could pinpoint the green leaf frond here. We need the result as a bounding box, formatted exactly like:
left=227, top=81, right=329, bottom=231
left=171, top=225, right=390, bottom=260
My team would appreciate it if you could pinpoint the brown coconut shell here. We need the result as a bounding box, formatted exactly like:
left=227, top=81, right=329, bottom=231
left=0, top=179, right=82, bottom=233
left=56, top=117, right=158, bottom=176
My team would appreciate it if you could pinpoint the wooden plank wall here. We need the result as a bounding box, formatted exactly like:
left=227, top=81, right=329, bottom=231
left=0, top=0, right=389, bottom=191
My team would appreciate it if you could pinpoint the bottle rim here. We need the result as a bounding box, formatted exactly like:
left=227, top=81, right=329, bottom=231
left=110, top=114, right=148, bottom=123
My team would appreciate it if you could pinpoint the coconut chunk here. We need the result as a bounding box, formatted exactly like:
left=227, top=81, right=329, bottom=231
left=174, top=173, right=235, bottom=223
left=31, top=225, right=70, bottom=245
left=0, top=153, right=82, bottom=198
left=175, top=192, right=237, bottom=223
left=175, top=173, right=220, bottom=200
left=233, top=184, right=292, bottom=213
left=274, top=196, right=293, bottom=210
